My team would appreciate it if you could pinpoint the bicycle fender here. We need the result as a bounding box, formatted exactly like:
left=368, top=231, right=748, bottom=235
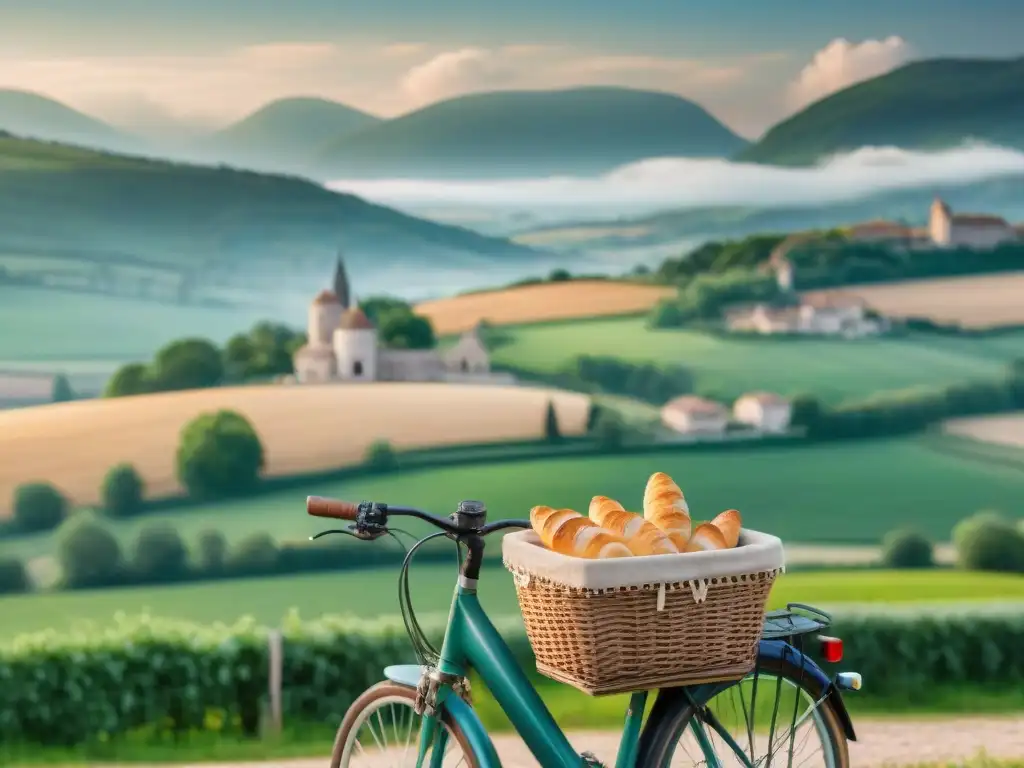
left=757, top=641, right=857, bottom=742
left=384, top=665, right=504, bottom=767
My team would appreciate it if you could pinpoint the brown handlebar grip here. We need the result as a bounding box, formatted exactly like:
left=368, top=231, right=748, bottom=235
left=307, top=496, right=360, bottom=520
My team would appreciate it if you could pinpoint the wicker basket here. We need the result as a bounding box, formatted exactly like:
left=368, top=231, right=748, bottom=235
left=502, top=528, right=785, bottom=696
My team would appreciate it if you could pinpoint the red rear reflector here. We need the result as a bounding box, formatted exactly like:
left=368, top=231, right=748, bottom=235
left=819, top=635, right=843, bottom=663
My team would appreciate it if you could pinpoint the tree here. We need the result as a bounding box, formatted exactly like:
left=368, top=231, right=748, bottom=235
left=594, top=411, right=625, bottom=451
left=13, top=482, right=67, bottom=532
left=51, top=374, right=74, bottom=403
left=104, top=363, right=152, bottom=398
left=195, top=529, right=227, bottom=575
left=176, top=410, right=265, bottom=499
left=364, top=440, right=398, bottom=473
left=953, top=511, right=1024, bottom=573
left=790, top=394, right=823, bottom=437
left=149, top=338, right=224, bottom=392
left=101, top=463, right=145, bottom=518
left=360, top=296, right=412, bottom=325
left=56, top=511, right=123, bottom=588
left=543, top=400, right=561, bottom=442
left=131, top=524, right=189, bottom=582
left=548, top=268, right=572, bottom=282
left=223, top=333, right=256, bottom=381
left=377, top=310, right=436, bottom=350
left=0, top=557, right=29, bottom=594
left=880, top=529, right=934, bottom=569
left=227, top=532, right=279, bottom=576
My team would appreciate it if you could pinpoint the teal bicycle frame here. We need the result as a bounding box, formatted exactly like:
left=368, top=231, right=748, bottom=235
left=400, top=578, right=738, bottom=768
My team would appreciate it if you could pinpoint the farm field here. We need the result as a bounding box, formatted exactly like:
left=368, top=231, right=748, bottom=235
left=414, top=280, right=675, bottom=335
left=0, top=382, right=589, bottom=512
left=489, top=316, right=1024, bottom=403
left=945, top=413, right=1024, bottom=449
left=2, top=435, right=1022, bottom=565
left=2, top=566, right=1023, bottom=641
left=803, top=272, right=1024, bottom=329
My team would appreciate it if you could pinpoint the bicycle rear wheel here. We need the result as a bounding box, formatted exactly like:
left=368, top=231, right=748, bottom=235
left=637, top=655, right=849, bottom=767
left=330, top=682, right=480, bottom=768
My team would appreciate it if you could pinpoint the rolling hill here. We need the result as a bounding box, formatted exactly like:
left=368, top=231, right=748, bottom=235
left=0, top=89, right=143, bottom=154
left=0, top=133, right=543, bottom=284
left=741, top=56, right=1024, bottom=165
left=188, top=97, right=381, bottom=173
left=315, top=87, right=748, bottom=179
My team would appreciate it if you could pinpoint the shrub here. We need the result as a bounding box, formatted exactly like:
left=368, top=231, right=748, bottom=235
left=50, top=374, right=74, bottom=403
left=195, top=529, right=227, bottom=575
left=101, top=463, right=145, bottom=518
left=131, top=524, right=189, bottom=582
left=176, top=410, right=265, bottom=499
left=543, top=400, right=561, bottom=442
left=56, top=511, right=122, bottom=589
left=13, top=483, right=67, bottom=533
left=880, top=529, right=934, bottom=569
left=0, top=557, right=28, bottom=594
left=104, top=363, right=152, bottom=398
left=149, top=338, right=224, bottom=392
left=594, top=410, right=625, bottom=451
left=953, top=511, right=1024, bottom=573
left=226, top=532, right=279, bottom=576
left=364, top=440, right=397, bottom=473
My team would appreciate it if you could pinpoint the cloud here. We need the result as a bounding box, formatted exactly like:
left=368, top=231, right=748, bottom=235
left=401, top=48, right=515, bottom=106
left=325, top=142, right=1024, bottom=222
left=788, top=37, right=914, bottom=110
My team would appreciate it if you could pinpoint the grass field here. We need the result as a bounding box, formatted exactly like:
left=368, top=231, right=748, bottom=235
left=414, top=280, right=675, bottom=335
left=2, top=435, right=1022, bottom=565
left=489, top=316, right=1024, bottom=403
left=803, top=273, right=1024, bottom=329
left=945, top=413, right=1024, bottom=449
left=1, top=566, right=1023, bottom=640
left=0, top=382, right=589, bottom=512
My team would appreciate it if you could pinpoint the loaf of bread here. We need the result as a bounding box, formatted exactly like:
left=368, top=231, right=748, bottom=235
left=710, top=509, right=742, bottom=549
left=642, top=472, right=692, bottom=550
left=588, top=495, right=679, bottom=556
left=529, top=505, right=633, bottom=559
left=684, top=522, right=729, bottom=552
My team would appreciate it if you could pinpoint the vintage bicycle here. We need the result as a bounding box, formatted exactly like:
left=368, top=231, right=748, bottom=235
left=308, top=495, right=863, bottom=768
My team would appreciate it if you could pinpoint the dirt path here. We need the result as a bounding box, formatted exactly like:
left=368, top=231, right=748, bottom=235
left=120, top=715, right=1024, bottom=767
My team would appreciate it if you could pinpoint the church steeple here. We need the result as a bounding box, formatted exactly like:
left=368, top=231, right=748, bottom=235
left=333, top=252, right=351, bottom=310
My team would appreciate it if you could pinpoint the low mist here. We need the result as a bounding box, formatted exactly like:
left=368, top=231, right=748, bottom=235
left=325, top=143, right=1024, bottom=228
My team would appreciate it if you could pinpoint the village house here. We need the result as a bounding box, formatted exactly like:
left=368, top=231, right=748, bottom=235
left=732, top=392, right=792, bottom=433
left=292, top=258, right=512, bottom=386
left=660, top=395, right=730, bottom=435
left=928, top=198, right=1016, bottom=249
left=727, top=292, right=887, bottom=338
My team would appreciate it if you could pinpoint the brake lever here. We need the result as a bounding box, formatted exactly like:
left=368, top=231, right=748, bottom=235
left=311, top=525, right=388, bottom=542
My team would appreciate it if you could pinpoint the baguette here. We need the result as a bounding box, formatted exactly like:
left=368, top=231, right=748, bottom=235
left=710, top=509, right=742, bottom=548
left=529, top=505, right=633, bottom=559
left=684, top=522, right=729, bottom=552
left=642, top=472, right=692, bottom=549
left=589, top=496, right=679, bottom=556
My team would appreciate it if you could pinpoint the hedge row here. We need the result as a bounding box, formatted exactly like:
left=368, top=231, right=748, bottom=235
left=1, top=611, right=1022, bottom=747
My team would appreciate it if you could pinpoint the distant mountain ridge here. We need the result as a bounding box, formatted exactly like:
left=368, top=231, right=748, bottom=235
left=741, top=56, right=1024, bottom=165
left=314, top=87, right=748, bottom=179
left=188, top=97, right=382, bottom=174
left=0, top=89, right=143, bottom=154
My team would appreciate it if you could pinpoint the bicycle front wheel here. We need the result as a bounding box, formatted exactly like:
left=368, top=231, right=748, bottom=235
left=330, top=682, right=480, bottom=768
left=637, top=655, right=850, bottom=768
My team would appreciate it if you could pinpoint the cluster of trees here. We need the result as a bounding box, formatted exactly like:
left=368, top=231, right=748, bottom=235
left=791, top=360, right=1024, bottom=440
left=569, top=356, right=694, bottom=404
left=648, top=268, right=785, bottom=328
left=655, top=234, right=788, bottom=284
left=359, top=296, right=436, bottom=350
left=880, top=510, right=1024, bottom=574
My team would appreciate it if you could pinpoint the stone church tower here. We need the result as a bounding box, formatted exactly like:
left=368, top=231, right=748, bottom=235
left=333, top=253, right=351, bottom=310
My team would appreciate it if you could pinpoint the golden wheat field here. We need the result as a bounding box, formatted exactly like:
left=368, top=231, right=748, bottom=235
left=415, top=280, right=676, bottom=335
left=803, top=272, right=1024, bottom=328
left=944, top=413, right=1024, bottom=448
left=0, top=383, right=590, bottom=515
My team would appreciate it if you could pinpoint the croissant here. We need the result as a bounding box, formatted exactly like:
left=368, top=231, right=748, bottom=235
left=589, top=496, right=679, bottom=556
left=684, top=522, right=729, bottom=552
left=642, top=472, right=692, bottom=549
left=711, top=509, right=742, bottom=548
left=529, top=505, right=633, bottom=559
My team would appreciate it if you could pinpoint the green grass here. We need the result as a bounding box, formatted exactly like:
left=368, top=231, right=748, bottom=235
left=4, top=681, right=1024, bottom=765
left=490, top=316, right=1024, bottom=404
left=2, top=567, right=1023, bottom=641
left=5, top=434, right=1021, bottom=567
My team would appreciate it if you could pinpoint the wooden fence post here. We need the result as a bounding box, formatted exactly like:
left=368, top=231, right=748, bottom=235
left=268, top=628, right=283, bottom=735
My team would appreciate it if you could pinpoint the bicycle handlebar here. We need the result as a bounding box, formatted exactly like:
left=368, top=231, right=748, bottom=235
left=306, top=495, right=529, bottom=536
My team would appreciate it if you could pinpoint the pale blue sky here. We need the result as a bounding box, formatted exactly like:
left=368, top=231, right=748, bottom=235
left=0, top=1, right=1021, bottom=137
